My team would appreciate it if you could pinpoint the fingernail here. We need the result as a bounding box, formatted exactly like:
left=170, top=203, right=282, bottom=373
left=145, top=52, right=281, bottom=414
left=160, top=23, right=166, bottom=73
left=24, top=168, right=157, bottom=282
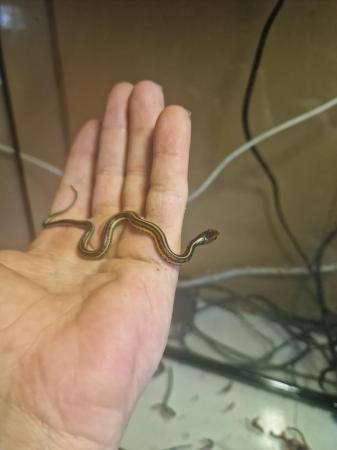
left=185, top=108, right=192, bottom=117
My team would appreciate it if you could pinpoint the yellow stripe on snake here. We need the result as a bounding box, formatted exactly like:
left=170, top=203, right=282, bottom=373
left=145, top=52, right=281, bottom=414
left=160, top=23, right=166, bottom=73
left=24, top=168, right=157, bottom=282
left=43, top=187, right=219, bottom=264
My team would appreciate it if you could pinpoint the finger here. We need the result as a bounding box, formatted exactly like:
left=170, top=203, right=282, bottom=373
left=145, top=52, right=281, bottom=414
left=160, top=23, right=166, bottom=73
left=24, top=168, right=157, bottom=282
left=92, top=82, right=133, bottom=216
left=31, top=119, right=100, bottom=253
left=146, top=105, right=191, bottom=248
left=51, top=119, right=100, bottom=218
left=122, top=80, right=164, bottom=213
left=116, top=105, right=190, bottom=265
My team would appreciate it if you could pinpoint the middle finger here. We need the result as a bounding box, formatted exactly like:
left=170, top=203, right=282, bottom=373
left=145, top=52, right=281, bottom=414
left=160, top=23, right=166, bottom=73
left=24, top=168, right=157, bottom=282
left=122, top=80, right=164, bottom=214
left=92, top=82, right=133, bottom=216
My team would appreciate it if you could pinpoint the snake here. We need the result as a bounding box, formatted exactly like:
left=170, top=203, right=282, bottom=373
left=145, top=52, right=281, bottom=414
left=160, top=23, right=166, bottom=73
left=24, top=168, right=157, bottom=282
left=42, top=186, right=219, bottom=264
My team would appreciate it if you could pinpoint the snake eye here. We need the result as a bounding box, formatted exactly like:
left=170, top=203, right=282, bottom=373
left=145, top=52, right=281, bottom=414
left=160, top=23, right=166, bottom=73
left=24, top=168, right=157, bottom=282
left=203, top=229, right=220, bottom=243
left=195, top=229, right=219, bottom=245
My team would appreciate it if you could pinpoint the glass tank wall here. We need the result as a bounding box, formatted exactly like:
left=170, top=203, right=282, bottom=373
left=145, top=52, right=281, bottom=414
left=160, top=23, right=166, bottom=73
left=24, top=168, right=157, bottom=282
left=0, top=1, right=336, bottom=449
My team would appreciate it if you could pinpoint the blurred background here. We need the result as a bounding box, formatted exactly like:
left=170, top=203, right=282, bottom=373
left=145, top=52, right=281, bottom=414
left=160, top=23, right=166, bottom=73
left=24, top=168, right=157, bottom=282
left=1, top=1, right=337, bottom=449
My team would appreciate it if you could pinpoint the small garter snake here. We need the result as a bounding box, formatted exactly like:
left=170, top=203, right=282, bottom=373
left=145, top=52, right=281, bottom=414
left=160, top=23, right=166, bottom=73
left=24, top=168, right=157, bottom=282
left=43, top=186, right=219, bottom=264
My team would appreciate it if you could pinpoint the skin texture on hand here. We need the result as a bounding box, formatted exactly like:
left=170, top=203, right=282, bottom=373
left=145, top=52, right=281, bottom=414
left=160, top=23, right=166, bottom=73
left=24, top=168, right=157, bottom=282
left=0, top=81, right=191, bottom=449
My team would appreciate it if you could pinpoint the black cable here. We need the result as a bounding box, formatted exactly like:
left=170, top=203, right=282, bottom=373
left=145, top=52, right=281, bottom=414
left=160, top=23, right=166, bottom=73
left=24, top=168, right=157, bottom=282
left=242, top=1, right=297, bottom=255
left=241, top=0, right=309, bottom=265
left=241, top=0, right=337, bottom=386
left=312, top=226, right=337, bottom=388
left=164, top=346, right=337, bottom=413
left=211, top=289, right=334, bottom=369
left=191, top=292, right=330, bottom=373
left=171, top=285, right=336, bottom=388
left=168, top=0, right=337, bottom=408
left=173, top=284, right=337, bottom=393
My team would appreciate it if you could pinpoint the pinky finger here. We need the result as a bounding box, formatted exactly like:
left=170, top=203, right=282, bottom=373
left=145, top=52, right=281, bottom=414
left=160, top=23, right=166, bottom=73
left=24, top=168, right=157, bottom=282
left=31, top=120, right=100, bottom=254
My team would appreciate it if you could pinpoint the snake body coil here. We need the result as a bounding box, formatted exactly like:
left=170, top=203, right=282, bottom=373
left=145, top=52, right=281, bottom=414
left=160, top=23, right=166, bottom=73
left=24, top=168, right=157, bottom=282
left=43, top=187, right=219, bottom=264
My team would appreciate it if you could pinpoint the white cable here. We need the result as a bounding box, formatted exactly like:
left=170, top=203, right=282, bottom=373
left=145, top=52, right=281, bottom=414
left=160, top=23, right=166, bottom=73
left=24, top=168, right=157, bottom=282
left=1, top=96, right=337, bottom=288
left=0, top=143, right=62, bottom=176
left=177, top=263, right=337, bottom=289
left=188, top=95, right=337, bottom=202
left=20, top=153, right=62, bottom=176
left=0, top=142, right=15, bottom=155
left=1, top=95, right=337, bottom=187
left=183, top=95, right=337, bottom=287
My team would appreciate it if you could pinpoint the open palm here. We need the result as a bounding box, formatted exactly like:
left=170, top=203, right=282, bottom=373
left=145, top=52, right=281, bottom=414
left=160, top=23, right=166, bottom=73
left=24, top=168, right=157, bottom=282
left=0, top=82, right=191, bottom=450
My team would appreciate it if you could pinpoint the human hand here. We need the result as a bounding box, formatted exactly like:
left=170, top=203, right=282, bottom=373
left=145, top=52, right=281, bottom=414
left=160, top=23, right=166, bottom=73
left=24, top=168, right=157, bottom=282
left=0, top=81, right=191, bottom=449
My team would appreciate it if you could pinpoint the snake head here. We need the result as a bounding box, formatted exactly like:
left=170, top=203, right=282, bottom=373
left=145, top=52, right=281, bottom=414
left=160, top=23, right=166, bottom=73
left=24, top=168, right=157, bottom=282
left=196, top=229, right=220, bottom=245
